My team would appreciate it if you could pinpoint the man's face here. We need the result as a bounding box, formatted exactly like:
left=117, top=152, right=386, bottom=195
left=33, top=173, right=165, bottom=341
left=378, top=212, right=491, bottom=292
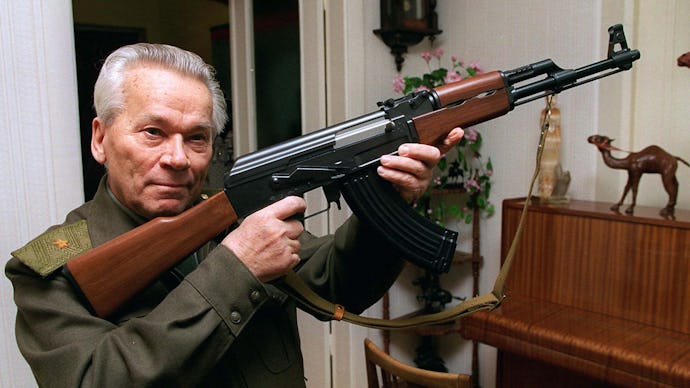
left=91, top=65, right=214, bottom=219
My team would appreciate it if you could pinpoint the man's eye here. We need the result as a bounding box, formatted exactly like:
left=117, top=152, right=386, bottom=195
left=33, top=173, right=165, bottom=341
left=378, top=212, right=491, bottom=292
left=145, top=128, right=162, bottom=136
left=190, top=134, right=208, bottom=142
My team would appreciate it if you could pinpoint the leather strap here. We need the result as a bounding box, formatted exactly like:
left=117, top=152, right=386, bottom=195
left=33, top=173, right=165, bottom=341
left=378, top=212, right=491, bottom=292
left=277, top=97, right=553, bottom=329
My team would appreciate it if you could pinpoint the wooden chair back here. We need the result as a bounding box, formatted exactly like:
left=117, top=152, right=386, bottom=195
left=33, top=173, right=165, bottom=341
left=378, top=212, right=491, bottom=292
left=364, top=338, right=471, bottom=388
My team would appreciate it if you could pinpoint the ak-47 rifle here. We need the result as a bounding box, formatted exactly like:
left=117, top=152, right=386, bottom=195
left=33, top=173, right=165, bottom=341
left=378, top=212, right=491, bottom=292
left=65, top=25, right=640, bottom=319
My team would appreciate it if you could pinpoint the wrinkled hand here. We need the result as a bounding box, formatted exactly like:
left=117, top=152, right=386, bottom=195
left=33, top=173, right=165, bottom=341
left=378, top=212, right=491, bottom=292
left=222, top=196, right=306, bottom=282
left=377, top=127, right=464, bottom=203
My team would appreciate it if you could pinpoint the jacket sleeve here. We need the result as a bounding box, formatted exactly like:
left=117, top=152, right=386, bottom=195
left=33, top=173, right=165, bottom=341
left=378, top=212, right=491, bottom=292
left=296, top=216, right=405, bottom=315
left=6, top=243, right=267, bottom=387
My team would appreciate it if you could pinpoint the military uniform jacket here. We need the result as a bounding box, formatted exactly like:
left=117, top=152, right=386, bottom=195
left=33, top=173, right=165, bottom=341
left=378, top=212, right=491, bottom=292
left=6, top=178, right=405, bottom=387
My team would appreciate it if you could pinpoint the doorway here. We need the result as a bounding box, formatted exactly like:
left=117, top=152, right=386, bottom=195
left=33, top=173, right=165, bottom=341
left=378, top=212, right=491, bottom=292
left=253, top=0, right=301, bottom=148
left=71, top=0, right=231, bottom=197
left=73, top=24, right=145, bottom=200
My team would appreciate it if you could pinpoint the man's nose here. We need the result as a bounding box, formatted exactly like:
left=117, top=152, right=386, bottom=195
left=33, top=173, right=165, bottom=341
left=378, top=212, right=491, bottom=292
left=161, top=136, right=191, bottom=170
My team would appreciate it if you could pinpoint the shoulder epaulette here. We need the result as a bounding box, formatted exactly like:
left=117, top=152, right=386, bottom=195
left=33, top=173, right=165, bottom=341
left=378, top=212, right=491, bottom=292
left=11, top=220, right=92, bottom=277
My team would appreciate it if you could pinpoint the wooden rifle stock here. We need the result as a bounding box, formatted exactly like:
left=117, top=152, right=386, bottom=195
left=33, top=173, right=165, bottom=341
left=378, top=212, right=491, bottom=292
left=65, top=192, right=237, bottom=318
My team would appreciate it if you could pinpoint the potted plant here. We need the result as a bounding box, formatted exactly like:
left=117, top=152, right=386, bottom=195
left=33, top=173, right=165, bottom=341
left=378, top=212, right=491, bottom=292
left=393, top=49, right=495, bottom=225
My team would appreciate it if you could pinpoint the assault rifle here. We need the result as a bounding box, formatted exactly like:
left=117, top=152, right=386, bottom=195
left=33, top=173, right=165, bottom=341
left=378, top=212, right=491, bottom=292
left=65, top=25, right=640, bottom=318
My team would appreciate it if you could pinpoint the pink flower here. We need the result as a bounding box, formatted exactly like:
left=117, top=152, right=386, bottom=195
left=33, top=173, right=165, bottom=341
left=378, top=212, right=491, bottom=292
left=393, top=74, right=405, bottom=94
left=465, top=178, right=481, bottom=191
left=432, top=48, right=444, bottom=59
left=421, top=51, right=432, bottom=63
left=451, top=55, right=458, bottom=63
left=464, top=128, right=478, bottom=143
left=469, top=60, right=483, bottom=73
left=485, top=169, right=493, bottom=176
left=444, top=71, right=463, bottom=84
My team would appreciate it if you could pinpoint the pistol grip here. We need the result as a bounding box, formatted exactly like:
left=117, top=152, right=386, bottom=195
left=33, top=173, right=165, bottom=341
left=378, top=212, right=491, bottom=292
left=341, top=170, right=457, bottom=273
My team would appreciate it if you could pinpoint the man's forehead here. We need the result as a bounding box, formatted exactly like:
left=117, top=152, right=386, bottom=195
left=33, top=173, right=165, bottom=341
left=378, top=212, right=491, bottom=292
left=115, top=66, right=214, bottom=128
left=123, top=63, right=201, bottom=87
left=121, top=65, right=212, bottom=106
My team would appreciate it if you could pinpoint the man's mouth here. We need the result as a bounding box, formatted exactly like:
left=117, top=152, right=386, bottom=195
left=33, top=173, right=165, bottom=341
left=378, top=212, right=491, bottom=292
left=150, top=183, right=192, bottom=199
left=152, top=181, right=191, bottom=189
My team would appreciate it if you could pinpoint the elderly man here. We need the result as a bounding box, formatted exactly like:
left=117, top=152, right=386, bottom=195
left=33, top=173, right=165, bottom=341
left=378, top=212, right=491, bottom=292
left=7, top=43, right=463, bottom=387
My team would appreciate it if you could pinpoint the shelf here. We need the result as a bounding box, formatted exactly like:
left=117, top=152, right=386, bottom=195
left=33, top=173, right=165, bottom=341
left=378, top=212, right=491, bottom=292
left=430, top=187, right=468, bottom=196
left=453, top=250, right=480, bottom=265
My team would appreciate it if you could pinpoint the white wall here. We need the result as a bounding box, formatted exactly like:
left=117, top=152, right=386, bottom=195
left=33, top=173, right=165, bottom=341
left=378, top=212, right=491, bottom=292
left=0, top=1, right=83, bottom=387
left=598, top=0, right=690, bottom=209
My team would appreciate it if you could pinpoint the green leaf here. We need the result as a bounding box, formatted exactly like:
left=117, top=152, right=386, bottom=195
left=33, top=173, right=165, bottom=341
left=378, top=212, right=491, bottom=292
left=456, top=150, right=466, bottom=164
left=437, top=157, right=447, bottom=171
left=429, top=68, right=448, bottom=85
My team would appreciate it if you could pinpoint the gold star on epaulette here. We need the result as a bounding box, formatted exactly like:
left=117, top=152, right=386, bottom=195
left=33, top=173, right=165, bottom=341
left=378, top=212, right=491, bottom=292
left=53, top=239, right=69, bottom=249
left=11, top=220, right=92, bottom=277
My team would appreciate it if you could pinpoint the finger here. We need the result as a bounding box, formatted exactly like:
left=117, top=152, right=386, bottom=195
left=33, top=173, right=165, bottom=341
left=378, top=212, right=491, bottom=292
left=377, top=157, right=430, bottom=201
left=288, top=238, right=301, bottom=257
left=397, top=143, right=442, bottom=167
left=376, top=164, right=420, bottom=187
left=266, top=196, right=307, bottom=220
left=284, top=219, right=304, bottom=240
left=437, top=127, right=464, bottom=155
left=290, top=254, right=301, bottom=268
left=285, top=239, right=302, bottom=269
left=380, top=144, right=438, bottom=178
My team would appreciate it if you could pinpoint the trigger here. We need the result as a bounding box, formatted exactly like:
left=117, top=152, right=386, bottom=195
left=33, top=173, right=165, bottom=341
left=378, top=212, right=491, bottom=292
left=323, top=184, right=342, bottom=210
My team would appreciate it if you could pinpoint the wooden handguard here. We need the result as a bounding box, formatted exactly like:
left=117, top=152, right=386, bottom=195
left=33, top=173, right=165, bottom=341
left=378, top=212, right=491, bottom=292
left=433, top=71, right=507, bottom=107
left=414, top=72, right=510, bottom=146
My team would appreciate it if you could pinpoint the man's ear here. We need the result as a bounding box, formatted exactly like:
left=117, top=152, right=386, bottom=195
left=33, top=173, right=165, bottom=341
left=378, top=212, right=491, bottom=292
left=91, top=118, right=107, bottom=165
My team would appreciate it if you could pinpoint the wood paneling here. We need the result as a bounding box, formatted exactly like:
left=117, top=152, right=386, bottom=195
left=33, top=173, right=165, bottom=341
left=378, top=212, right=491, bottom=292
left=461, top=198, right=690, bottom=387
left=501, top=198, right=690, bottom=333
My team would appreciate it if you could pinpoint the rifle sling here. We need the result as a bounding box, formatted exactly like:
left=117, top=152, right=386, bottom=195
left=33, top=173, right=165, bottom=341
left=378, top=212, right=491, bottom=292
left=276, top=98, right=552, bottom=329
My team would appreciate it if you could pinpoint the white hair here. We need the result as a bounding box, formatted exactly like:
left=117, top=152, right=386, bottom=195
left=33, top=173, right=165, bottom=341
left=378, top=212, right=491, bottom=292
left=93, top=43, right=228, bottom=136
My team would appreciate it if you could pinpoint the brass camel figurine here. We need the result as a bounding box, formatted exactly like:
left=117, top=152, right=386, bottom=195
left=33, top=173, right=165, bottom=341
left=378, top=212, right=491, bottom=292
left=588, top=134, right=689, bottom=216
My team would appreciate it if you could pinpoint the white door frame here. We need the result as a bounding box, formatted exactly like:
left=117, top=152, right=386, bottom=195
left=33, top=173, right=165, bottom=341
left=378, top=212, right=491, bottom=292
left=229, top=1, right=333, bottom=387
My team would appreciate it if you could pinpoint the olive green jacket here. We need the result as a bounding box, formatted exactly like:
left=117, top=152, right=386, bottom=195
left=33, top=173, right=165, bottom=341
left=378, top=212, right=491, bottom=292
left=6, top=178, right=404, bottom=387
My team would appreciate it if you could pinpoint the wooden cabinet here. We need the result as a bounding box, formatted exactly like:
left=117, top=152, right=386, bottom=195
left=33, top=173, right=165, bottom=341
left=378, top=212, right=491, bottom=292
left=461, top=198, right=690, bottom=387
